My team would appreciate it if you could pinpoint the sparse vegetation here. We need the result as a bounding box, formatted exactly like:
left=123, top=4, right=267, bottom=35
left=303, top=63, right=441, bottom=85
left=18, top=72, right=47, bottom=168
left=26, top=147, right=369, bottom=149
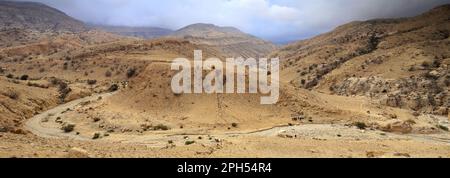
left=127, top=68, right=137, bottom=78
left=61, top=123, right=75, bottom=133
left=108, top=84, right=119, bottom=92
left=20, top=75, right=29, bottom=80
left=3, top=90, right=19, bottom=100
left=87, top=79, right=97, bottom=85
left=105, top=70, right=112, bottom=77
left=153, top=124, right=170, bottom=131
left=92, top=133, right=101, bottom=139
left=421, top=61, right=431, bottom=68
left=51, top=78, right=72, bottom=103
left=92, top=117, right=101, bottom=122
left=354, top=122, right=367, bottom=130
left=437, top=125, right=449, bottom=131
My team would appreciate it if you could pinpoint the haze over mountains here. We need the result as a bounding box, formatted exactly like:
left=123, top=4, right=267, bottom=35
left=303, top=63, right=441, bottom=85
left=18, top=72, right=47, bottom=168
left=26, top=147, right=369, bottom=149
left=0, top=1, right=449, bottom=158
left=89, top=24, right=174, bottom=39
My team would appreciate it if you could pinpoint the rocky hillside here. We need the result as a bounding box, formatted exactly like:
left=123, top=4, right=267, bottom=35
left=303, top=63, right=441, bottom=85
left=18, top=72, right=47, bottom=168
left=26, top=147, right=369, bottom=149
left=171, top=23, right=277, bottom=58
left=271, top=4, right=450, bottom=116
left=0, top=1, right=86, bottom=32
left=90, top=25, right=173, bottom=39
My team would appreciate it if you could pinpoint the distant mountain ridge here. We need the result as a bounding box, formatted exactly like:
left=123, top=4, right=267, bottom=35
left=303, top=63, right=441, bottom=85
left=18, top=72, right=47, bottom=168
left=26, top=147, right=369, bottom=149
left=89, top=24, right=174, bottom=39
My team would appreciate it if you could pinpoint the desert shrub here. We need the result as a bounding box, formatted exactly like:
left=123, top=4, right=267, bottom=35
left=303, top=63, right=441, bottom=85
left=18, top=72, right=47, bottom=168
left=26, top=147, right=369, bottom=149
left=185, top=141, right=195, bottom=145
left=105, top=70, right=112, bottom=77
left=438, top=125, right=449, bottom=131
left=61, top=123, right=75, bottom=133
left=20, top=75, right=29, bottom=80
left=39, top=68, right=45, bottom=73
left=432, top=60, right=441, bottom=68
left=54, top=80, right=71, bottom=102
left=300, top=79, right=306, bottom=85
left=0, top=67, right=4, bottom=74
left=63, top=62, right=68, bottom=70
left=87, top=79, right=97, bottom=85
left=108, top=84, right=119, bottom=92
left=4, top=90, right=19, bottom=100
left=6, top=74, right=14, bottom=78
left=354, top=122, right=367, bottom=130
left=92, top=117, right=101, bottom=122
left=92, top=132, right=101, bottom=139
left=127, top=68, right=137, bottom=78
left=231, top=123, right=238, bottom=128
left=421, top=61, right=430, bottom=68
left=153, top=124, right=170, bottom=131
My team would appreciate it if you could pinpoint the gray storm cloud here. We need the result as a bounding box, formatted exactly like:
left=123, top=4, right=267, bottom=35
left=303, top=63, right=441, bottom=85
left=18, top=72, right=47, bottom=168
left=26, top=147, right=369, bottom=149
left=5, top=0, right=450, bottom=43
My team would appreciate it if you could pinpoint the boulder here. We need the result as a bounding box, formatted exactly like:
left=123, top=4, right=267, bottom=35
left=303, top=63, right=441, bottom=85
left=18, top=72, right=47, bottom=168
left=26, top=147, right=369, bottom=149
left=382, top=120, right=413, bottom=134
left=66, top=147, right=89, bottom=158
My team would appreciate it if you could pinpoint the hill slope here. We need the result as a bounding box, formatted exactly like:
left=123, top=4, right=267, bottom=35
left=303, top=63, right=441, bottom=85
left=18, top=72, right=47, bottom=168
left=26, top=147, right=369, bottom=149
left=271, top=4, right=450, bottom=115
left=0, top=1, right=86, bottom=32
left=171, top=23, right=277, bottom=58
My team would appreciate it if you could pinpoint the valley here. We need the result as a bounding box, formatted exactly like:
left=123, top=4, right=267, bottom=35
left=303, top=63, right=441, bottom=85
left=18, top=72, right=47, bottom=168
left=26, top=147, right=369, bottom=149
left=0, top=1, right=449, bottom=158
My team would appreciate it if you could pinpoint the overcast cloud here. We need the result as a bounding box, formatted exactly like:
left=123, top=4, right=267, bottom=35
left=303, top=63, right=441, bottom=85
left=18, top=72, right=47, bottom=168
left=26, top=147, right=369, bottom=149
left=6, top=0, right=450, bottom=43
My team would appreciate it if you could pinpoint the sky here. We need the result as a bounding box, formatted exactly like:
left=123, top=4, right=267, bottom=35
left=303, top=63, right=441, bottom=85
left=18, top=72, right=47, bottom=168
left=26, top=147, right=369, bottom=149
left=7, top=0, right=450, bottom=43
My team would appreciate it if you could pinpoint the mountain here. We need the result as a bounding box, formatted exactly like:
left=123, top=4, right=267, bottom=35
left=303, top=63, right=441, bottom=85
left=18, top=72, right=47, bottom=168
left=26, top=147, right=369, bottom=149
left=90, top=24, right=173, bottom=39
left=0, top=1, right=86, bottom=32
left=271, top=4, right=450, bottom=115
left=170, top=23, right=277, bottom=58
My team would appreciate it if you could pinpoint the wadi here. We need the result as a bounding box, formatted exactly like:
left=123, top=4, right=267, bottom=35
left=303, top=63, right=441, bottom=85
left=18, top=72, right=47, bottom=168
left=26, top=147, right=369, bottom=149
left=0, top=1, right=449, bottom=158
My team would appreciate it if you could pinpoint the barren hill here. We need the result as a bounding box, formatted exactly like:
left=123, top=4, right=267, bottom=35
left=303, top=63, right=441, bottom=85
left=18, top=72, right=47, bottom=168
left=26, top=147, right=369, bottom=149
left=271, top=4, right=450, bottom=116
left=0, top=1, right=86, bottom=32
left=171, top=23, right=277, bottom=58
